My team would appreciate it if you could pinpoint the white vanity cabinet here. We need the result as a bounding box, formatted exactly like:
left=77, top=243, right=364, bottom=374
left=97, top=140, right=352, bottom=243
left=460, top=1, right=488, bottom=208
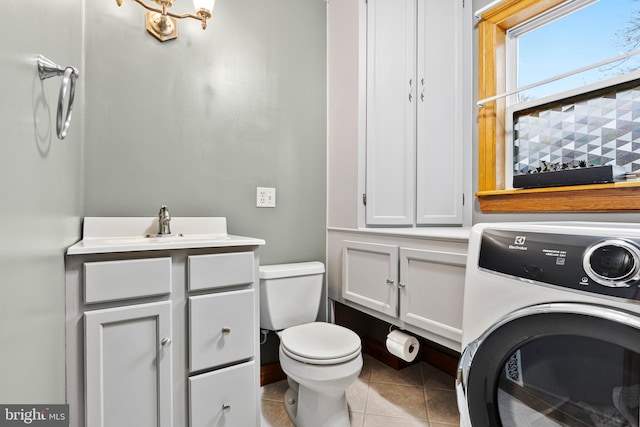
left=335, top=233, right=467, bottom=351
left=66, top=233, right=263, bottom=427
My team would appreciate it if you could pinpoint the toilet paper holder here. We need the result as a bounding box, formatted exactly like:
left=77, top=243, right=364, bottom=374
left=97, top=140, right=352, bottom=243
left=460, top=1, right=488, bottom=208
left=386, top=327, right=420, bottom=363
left=389, top=325, right=417, bottom=352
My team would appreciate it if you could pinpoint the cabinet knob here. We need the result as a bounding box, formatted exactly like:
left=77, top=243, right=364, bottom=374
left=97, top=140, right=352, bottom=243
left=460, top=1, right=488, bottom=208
left=398, top=282, right=406, bottom=288
left=221, top=327, right=231, bottom=336
left=386, top=278, right=395, bottom=286
left=222, top=404, right=231, bottom=413
left=161, top=337, right=171, bottom=347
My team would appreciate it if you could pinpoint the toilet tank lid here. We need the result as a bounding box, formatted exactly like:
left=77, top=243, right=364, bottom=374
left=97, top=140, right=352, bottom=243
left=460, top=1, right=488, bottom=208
left=259, top=261, right=325, bottom=279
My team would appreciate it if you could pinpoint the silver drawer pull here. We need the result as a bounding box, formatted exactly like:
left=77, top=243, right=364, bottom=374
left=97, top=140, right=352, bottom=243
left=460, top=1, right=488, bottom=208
left=161, top=337, right=171, bottom=347
left=221, top=327, right=231, bottom=335
left=386, top=278, right=394, bottom=286
left=222, top=404, right=231, bottom=413
left=398, top=282, right=406, bottom=288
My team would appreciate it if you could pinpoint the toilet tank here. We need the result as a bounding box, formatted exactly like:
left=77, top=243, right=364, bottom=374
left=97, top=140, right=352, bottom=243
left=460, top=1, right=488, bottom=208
left=259, top=261, right=325, bottom=331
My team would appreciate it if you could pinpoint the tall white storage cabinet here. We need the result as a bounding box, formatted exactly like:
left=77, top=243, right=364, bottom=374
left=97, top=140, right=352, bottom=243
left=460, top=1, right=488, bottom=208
left=327, top=0, right=471, bottom=353
left=366, top=0, right=464, bottom=226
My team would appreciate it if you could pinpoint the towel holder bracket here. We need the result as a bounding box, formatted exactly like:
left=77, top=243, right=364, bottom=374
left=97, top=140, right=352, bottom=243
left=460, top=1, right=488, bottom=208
left=37, top=55, right=79, bottom=140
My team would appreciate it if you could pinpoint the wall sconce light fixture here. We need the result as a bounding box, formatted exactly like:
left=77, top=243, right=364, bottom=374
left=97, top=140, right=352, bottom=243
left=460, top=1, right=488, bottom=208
left=116, top=0, right=216, bottom=42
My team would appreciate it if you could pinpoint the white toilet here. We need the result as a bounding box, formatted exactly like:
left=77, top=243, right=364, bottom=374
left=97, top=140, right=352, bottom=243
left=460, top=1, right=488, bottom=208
left=259, top=261, right=363, bottom=427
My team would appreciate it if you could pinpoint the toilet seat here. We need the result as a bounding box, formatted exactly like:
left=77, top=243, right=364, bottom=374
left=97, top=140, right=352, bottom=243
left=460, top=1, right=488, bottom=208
left=280, top=322, right=361, bottom=365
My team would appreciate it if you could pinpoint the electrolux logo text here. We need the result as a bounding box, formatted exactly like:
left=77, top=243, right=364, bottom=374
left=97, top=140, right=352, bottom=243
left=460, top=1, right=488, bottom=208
left=508, top=236, right=528, bottom=251
left=0, top=405, right=68, bottom=427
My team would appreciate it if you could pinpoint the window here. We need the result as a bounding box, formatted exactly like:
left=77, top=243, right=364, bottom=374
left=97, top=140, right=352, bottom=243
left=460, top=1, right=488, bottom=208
left=512, top=0, right=640, bottom=102
left=477, top=0, right=640, bottom=212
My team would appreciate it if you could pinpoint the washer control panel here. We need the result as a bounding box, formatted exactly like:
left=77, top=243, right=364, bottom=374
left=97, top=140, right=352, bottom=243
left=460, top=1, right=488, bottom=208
left=479, top=229, right=640, bottom=300
left=584, top=240, right=640, bottom=287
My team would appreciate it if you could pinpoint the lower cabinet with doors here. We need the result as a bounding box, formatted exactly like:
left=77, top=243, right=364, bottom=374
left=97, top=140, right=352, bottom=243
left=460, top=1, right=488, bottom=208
left=84, top=300, right=173, bottom=427
left=65, top=242, right=263, bottom=427
left=334, top=231, right=468, bottom=352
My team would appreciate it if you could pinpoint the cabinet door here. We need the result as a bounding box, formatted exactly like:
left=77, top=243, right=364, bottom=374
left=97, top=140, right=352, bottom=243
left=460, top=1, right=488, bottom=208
left=365, top=0, right=416, bottom=225
left=342, top=240, right=399, bottom=317
left=415, top=0, right=464, bottom=225
left=399, top=248, right=465, bottom=344
left=85, top=301, right=172, bottom=427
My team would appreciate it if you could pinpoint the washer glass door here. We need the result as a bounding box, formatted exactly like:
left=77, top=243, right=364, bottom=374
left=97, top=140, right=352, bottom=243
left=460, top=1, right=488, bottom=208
left=460, top=307, right=640, bottom=427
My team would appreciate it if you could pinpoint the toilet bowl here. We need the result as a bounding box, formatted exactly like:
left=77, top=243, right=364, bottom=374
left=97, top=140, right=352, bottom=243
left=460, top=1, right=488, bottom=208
left=278, top=322, right=362, bottom=427
left=259, top=262, right=363, bottom=427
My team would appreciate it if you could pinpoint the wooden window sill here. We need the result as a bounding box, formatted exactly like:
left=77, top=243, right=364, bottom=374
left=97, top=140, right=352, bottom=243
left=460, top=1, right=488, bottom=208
left=477, top=182, right=640, bottom=212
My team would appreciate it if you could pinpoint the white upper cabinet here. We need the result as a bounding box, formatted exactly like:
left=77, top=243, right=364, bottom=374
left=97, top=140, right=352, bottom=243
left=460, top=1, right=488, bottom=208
left=365, top=0, right=464, bottom=226
left=415, top=0, right=464, bottom=225
left=366, top=0, right=417, bottom=225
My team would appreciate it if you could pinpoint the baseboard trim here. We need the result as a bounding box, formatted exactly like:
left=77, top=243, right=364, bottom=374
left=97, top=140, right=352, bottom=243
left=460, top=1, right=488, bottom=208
left=260, top=362, right=286, bottom=386
left=362, top=336, right=414, bottom=370
left=422, top=345, right=459, bottom=377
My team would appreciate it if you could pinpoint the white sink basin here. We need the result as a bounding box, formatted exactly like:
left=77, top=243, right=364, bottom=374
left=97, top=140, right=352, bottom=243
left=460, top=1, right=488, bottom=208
left=100, top=233, right=230, bottom=245
left=67, top=217, right=265, bottom=255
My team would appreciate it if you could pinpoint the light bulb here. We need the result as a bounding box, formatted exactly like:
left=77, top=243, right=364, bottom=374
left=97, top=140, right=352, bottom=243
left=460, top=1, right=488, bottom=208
left=192, top=0, right=215, bottom=13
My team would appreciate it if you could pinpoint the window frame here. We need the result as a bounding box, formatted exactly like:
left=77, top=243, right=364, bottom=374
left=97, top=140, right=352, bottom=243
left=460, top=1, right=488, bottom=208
left=477, top=0, right=640, bottom=212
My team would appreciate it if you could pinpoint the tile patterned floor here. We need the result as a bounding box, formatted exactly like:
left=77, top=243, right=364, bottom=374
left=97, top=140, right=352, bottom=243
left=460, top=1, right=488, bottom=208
left=260, top=354, right=460, bottom=426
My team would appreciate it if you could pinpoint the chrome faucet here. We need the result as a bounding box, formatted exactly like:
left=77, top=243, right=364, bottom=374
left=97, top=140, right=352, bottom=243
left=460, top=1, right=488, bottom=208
left=158, top=205, right=172, bottom=235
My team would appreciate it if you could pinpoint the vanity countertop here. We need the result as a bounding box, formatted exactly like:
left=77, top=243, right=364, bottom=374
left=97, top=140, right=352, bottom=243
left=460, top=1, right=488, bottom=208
left=67, top=217, right=265, bottom=255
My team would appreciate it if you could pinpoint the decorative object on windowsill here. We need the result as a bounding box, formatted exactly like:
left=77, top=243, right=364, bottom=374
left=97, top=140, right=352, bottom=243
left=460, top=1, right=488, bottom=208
left=513, top=163, right=627, bottom=189
left=115, top=0, right=216, bottom=42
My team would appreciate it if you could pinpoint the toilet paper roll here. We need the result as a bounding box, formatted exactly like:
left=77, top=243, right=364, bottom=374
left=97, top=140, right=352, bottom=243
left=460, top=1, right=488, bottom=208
left=386, top=330, right=420, bottom=362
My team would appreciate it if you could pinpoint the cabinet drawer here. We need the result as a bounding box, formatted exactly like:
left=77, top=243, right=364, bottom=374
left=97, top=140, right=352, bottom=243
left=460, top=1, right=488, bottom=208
left=188, top=252, right=254, bottom=291
left=189, top=361, right=256, bottom=427
left=189, top=289, right=254, bottom=372
left=84, top=258, right=171, bottom=304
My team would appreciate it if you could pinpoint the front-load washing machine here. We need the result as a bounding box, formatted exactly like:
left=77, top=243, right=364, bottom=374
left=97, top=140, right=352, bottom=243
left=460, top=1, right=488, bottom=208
left=457, top=222, right=640, bottom=427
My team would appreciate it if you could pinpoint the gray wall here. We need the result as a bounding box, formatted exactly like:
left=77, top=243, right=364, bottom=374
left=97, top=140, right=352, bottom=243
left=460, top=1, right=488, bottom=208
left=83, top=0, right=327, bottom=265
left=0, top=0, right=326, bottom=402
left=0, top=0, right=84, bottom=402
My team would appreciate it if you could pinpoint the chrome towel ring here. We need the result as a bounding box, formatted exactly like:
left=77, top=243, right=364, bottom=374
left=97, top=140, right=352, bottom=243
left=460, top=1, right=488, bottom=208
left=37, top=55, right=80, bottom=140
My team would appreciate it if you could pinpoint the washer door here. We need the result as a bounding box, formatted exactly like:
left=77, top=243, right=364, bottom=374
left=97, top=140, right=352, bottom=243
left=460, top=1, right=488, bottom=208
left=457, top=303, right=640, bottom=427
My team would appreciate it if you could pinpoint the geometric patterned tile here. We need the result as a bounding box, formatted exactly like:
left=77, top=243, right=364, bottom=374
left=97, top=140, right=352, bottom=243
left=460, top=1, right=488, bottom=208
left=514, top=79, right=640, bottom=174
